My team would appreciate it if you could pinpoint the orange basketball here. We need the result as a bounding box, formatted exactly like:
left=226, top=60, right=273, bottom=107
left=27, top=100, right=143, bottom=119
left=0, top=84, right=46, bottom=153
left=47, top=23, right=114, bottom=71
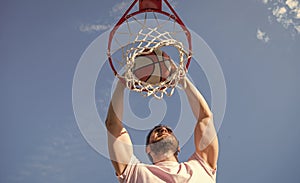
left=133, top=49, right=175, bottom=84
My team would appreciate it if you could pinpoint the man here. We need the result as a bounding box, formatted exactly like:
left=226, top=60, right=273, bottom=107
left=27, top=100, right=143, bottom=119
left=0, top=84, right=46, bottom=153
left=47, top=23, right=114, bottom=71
left=105, top=76, right=219, bottom=182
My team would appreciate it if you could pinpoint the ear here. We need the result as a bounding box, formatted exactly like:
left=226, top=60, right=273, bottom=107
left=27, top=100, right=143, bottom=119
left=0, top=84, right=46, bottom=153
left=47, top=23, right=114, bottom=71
left=177, top=146, right=181, bottom=153
left=146, top=145, right=151, bottom=154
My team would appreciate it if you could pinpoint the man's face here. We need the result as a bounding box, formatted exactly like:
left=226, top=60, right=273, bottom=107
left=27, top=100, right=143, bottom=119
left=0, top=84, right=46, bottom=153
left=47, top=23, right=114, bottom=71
left=149, top=126, right=174, bottom=144
left=147, top=126, right=179, bottom=160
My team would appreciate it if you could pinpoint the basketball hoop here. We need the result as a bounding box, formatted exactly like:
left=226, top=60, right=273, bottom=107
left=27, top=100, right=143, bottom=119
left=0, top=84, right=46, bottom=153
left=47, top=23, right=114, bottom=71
left=107, top=0, right=192, bottom=99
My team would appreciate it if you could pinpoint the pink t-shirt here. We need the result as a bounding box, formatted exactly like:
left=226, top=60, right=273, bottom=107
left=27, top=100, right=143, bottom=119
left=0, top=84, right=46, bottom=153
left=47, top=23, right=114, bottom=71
left=118, top=152, right=217, bottom=183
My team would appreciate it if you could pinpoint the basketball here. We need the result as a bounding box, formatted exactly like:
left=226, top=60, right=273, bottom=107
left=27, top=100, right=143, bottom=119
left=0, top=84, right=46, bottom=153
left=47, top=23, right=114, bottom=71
left=132, top=49, right=175, bottom=85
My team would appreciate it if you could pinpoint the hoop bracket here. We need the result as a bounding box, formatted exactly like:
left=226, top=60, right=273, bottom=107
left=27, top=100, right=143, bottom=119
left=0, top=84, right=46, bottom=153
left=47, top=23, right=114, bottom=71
left=139, top=0, right=162, bottom=11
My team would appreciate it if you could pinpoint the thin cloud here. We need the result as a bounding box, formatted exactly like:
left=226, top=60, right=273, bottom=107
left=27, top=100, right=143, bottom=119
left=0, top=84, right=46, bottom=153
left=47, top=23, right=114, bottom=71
left=286, top=0, right=299, bottom=9
left=296, top=7, right=300, bottom=18
left=110, top=1, right=132, bottom=17
left=262, top=0, right=300, bottom=35
left=79, top=24, right=112, bottom=32
left=80, top=1, right=131, bottom=33
left=262, top=0, right=269, bottom=4
left=257, top=28, right=270, bottom=43
left=80, top=0, right=179, bottom=33
left=273, top=6, right=287, bottom=17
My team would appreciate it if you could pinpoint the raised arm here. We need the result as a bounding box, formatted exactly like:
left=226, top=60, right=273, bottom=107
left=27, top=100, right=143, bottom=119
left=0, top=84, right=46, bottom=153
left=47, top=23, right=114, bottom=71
left=105, top=80, right=133, bottom=175
left=182, top=77, right=219, bottom=169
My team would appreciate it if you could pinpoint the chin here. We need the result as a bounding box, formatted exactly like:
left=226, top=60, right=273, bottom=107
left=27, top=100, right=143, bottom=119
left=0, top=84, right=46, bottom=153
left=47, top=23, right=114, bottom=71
left=150, top=135, right=179, bottom=156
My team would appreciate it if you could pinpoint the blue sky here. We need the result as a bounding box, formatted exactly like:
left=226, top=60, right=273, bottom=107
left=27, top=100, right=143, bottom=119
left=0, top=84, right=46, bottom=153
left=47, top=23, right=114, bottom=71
left=1, top=0, right=300, bottom=183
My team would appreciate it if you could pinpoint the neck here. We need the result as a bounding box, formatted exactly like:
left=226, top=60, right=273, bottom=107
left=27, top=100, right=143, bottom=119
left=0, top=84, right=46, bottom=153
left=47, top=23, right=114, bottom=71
left=152, top=154, right=178, bottom=164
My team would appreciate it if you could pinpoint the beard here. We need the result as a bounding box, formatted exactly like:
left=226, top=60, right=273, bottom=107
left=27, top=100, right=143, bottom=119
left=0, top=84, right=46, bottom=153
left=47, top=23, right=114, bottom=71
left=149, top=135, right=179, bottom=157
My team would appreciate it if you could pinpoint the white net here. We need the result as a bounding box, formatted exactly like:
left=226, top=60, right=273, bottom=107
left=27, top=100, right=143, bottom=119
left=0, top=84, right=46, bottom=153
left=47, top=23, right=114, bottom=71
left=109, top=12, right=191, bottom=99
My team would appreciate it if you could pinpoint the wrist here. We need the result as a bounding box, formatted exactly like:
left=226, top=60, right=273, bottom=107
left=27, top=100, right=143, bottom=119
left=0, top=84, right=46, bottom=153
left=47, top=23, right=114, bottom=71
left=116, top=80, right=126, bottom=90
left=179, top=76, right=188, bottom=88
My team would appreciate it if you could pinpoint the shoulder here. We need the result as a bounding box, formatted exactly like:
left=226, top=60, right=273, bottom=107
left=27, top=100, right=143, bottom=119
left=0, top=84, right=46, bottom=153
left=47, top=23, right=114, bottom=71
left=117, top=155, right=142, bottom=182
left=187, top=152, right=217, bottom=178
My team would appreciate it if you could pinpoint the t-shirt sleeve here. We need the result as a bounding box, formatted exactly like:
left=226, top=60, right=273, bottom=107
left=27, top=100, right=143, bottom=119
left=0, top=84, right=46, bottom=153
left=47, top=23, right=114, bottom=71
left=188, top=152, right=217, bottom=179
left=117, top=155, right=140, bottom=182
